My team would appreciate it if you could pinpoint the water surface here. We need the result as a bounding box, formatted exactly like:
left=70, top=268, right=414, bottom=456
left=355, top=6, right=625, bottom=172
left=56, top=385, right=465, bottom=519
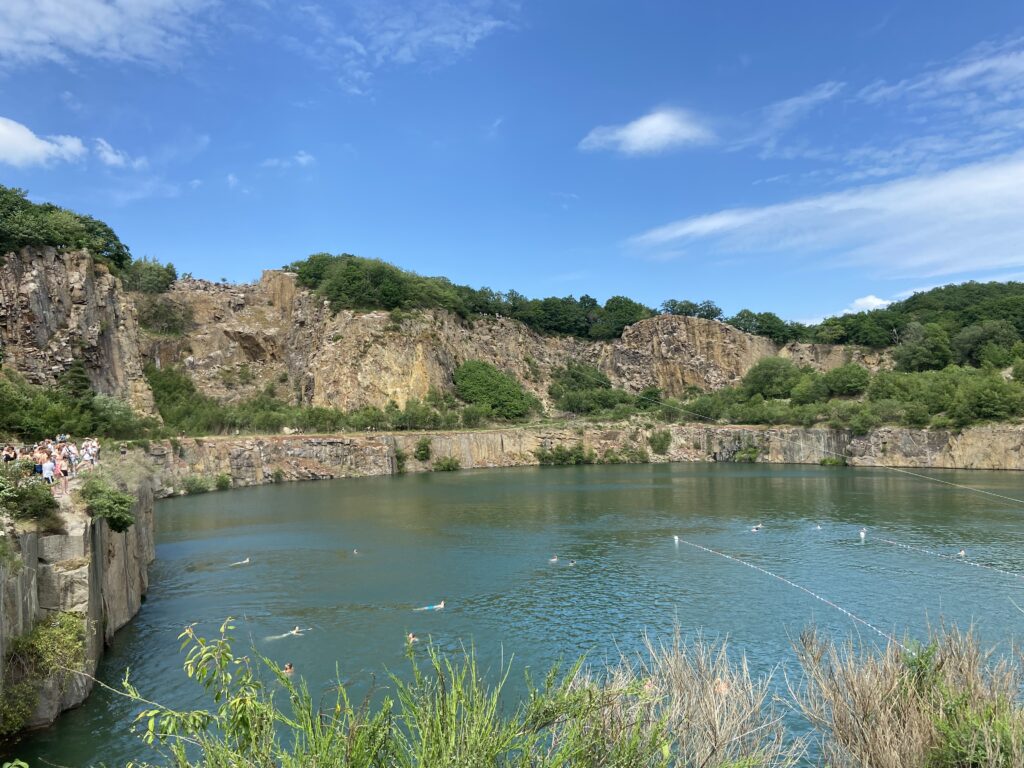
left=10, top=463, right=1024, bottom=765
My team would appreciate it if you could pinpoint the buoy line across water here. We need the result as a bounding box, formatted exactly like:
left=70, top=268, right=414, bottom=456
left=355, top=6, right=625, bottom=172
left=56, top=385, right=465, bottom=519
left=674, top=536, right=908, bottom=651
left=873, top=536, right=1024, bottom=581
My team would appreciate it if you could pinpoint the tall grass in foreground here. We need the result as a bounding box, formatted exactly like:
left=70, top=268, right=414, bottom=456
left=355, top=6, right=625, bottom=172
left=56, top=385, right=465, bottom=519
left=109, top=620, right=1022, bottom=767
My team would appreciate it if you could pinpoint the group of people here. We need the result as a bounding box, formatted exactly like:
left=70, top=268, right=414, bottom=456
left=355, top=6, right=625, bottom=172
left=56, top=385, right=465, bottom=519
left=1, top=435, right=103, bottom=495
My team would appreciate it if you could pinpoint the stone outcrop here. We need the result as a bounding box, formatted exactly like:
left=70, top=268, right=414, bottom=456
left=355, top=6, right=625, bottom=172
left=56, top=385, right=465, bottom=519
left=147, top=423, right=1024, bottom=494
left=146, top=271, right=891, bottom=411
left=0, top=479, right=155, bottom=730
left=0, top=247, right=155, bottom=413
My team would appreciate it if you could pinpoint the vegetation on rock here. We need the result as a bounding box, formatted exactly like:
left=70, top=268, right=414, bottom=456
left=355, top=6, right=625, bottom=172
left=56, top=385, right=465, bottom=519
left=78, top=474, right=136, bottom=533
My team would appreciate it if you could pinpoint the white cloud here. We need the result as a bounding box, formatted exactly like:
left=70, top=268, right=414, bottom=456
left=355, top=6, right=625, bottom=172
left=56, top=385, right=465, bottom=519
left=0, top=116, right=86, bottom=167
left=630, top=152, right=1024, bottom=279
left=843, top=295, right=891, bottom=313
left=579, top=108, right=714, bottom=155
left=0, top=0, right=216, bottom=67
left=95, top=138, right=148, bottom=169
left=226, top=173, right=240, bottom=188
left=739, top=81, right=844, bottom=154
left=261, top=149, right=316, bottom=169
left=293, top=1, right=516, bottom=94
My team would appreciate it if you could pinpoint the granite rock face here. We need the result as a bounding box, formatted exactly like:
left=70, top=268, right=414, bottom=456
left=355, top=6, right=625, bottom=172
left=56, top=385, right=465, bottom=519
left=0, top=479, right=155, bottom=731
left=147, top=271, right=889, bottom=411
left=0, top=247, right=155, bottom=413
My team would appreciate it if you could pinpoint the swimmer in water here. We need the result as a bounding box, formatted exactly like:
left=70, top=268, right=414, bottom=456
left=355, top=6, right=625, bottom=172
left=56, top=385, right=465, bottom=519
left=569, top=560, right=576, bottom=566
left=751, top=524, right=762, bottom=533
left=406, top=632, right=419, bottom=644
left=414, top=600, right=445, bottom=611
left=283, top=662, right=294, bottom=676
left=673, top=535, right=679, bottom=543
left=957, top=549, right=966, bottom=558
left=288, top=626, right=308, bottom=636
left=352, top=549, right=359, bottom=556
left=859, top=527, right=867, bottom=541
left=230, top=557, right=250, bottom=566
left=815, top=524, right=822, bottom=530
left=549, top=555, right=558, bottom=563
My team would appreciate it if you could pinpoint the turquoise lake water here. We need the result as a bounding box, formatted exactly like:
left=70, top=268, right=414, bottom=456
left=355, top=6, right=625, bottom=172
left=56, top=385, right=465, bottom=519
left=8, top=462, right=1024, bottom=765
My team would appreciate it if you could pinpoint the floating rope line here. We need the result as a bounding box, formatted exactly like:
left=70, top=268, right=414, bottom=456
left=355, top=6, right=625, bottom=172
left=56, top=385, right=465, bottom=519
left=874, top=536, right=1024, bottom=581
left=675, top=536, right=908, bottom=651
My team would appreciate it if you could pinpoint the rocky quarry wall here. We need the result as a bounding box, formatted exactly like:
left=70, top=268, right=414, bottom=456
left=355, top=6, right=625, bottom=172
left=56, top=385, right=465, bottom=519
left=0, top=480, right=155, bottom=731
left=149, top=422, right=1024, bottom=493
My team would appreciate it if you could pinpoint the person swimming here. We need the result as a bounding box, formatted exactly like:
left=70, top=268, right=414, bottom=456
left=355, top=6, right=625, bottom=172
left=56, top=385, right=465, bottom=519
left=673, top=535, right=680, bottom=543
left=406, top=632, right=419, bottom=644
left=751, top=523, right=763, bottom=533
left=230, top=557, right=250, bottom=566
left=283, top=662, right=294, bottom=676
left=569, top=560, right=576, bottom=566
left=549, top=555, right=558, bottom=563
left=414, top=600, right=445, bottom=611
left=288, top=626, right=310, bottom=636
left=815, top=524, right=822, bottom=530
left=859, top=527, right=867, bottom=541
left=957, top=548, right=966, bottom=558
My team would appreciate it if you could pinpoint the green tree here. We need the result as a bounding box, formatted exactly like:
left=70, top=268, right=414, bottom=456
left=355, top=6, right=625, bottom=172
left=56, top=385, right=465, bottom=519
left=742, top=358, right=802, bottom=399
left=893, top=322, right=953, bottom=372
left=790, top=372, right=829, bottom=404
left=123, top=257, right=178, bottom=293
left=588, top=296, right=654, bottom=339
left=823, top=364, right=871, bottom=396
left=452, top=360, right=539, bottom=420
left=952, top=320, right=1020, bottom=367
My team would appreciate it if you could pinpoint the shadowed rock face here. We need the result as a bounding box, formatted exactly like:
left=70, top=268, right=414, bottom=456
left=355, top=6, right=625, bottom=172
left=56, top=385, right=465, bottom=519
left=145, top=270, right=891, bottom=412
left=0, top=247, right=155, bottom=413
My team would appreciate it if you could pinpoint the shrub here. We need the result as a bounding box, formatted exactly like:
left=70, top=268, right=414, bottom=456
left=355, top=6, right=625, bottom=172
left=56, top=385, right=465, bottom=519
left=0, top=612, right=86, bottom=737
left=460, top=403, right=492, bottom=428
left=732, top=442, right=760, bottom=463
left=549, top=362, right=634, bottom=414
left=0, top=463, right=62, bottom=532
left=215, top=473, right=232, bottom=491
left=819, top=456, right=847, bottom=466
left=271, top=469, right=285, bottom=484
left=122, top=257, right=177, bottom=293
left=393, top=448, right=408, bottom=474
left=432, top=456, right=461, bottom=471
left=742, top=358, right=802, bottom=399
left=453, top=360, right=539, bottom=420
left=78, top=475, right=135, bottom=533
left=789, top=372, right=829, bottom=404
left=823, top=363, right=871, bottom=396
left=534, top=443, right=596, bottom=465
left=413, top=437, right=432, bottom=462
left=647, top=429, right=672, bottom=455
left=137, top=296, right=194, bottom=335
left=182, top=475, right=212, bottom=494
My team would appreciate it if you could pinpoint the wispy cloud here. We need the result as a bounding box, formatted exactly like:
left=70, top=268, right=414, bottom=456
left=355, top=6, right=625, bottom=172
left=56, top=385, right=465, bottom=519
left=226, top=173, right=240, bottom=189
left=95, top=138, right=148, bottom=169
left=579, top=108, right=714, bottom=155
left=630, top=152, right=1024, bottom=279
left=0, top=116, right=85, bottom=167
left=0, top=0, right=217, bottom=67
left=291, top=1, right=517, bottom=94
left=261, top=149, right=316, bottom=169
left=737, top=81, right=845, bottom=155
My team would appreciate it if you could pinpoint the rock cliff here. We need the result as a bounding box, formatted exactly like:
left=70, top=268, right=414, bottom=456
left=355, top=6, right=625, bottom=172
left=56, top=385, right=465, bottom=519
left=0, top=479, right=155, bottom=731
left=147, top=422, right=1024, bottom=493
left=144, top=271, right=889, bottom=411
left=0, top=247, right=155, bottom=413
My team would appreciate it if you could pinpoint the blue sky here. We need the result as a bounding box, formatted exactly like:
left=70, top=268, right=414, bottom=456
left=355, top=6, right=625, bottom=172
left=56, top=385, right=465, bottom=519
left=1, top=1, right=1023, bottom=322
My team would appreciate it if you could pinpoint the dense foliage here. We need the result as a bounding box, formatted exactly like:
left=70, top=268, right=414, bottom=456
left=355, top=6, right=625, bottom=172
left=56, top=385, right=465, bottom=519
left=0, top=460, right=62, bottom=533
left=287, top=253, right=656, bottom=339
left=137, top=296, right=195, bottom=335
left=0, top=185, right=131, bottom=270
left=0, top=364, right=156, bottom=441
left=669, top=359, right=1024, bottom=433
left=122, top=257, right=178, bottom=294
left=78, top=474, right=136, bottom=532
left=0, top=612, right=86, bottom=737
left=452, top=360, right=539, bottom=420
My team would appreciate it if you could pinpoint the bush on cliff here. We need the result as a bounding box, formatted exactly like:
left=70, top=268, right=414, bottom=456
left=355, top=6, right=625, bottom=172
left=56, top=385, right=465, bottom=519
left=548, top=362, right=634, bottom=415
left=123, top=257, right=177, bottom=293
left=0, top=460, right=63, bottom=533
left=0, top=184, right=131, bottom=271
left=78, top=474, right=135, bottom=533
left=453, top=360, right=539, bottom=420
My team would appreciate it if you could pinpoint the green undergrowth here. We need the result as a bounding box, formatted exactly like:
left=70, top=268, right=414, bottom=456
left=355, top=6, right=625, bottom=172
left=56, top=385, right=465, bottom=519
left=0, top=612, right=86, bottom=738
left=103, top=620, right=1024, bottom=768
left=0, top=460, right=63, bottom=534
left=77, top=474, right=136, bottom=533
